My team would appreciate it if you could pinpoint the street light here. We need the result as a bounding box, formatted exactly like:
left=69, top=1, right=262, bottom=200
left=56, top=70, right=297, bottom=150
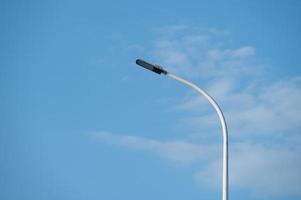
left=136, top=59, right=229, bottom=200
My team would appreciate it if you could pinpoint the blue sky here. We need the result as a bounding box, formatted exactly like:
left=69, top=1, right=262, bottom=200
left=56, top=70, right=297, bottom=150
left=1, top=1, right=301, bottom=199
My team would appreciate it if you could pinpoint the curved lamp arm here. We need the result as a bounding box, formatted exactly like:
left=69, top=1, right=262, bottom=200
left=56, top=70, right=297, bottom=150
left=167, top=72, right=228, bottom=200
left=136, top=59, right=229, bottom=200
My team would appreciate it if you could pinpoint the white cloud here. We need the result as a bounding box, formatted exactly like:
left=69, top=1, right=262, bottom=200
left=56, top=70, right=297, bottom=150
left=206, top=46, right=255, bottom=61
left=92, top=131, right=301, bottom=197
left=150, top=26, right=301, bottom=138
left=151, top=28, right=260, bottom=80
left=195, top=142, right=301, bottom=197
left=92, top=131, right=214, bottom=164
left=174, top=76, right=301, bottom=137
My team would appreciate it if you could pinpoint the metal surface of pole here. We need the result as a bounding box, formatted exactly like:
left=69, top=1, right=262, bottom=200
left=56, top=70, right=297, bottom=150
left=166, top=73, right=228, bottom=200
left=136, top=59, right=229, bottom=200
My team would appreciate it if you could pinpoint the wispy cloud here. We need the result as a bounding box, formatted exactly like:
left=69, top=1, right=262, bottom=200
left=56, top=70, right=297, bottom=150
left=196, top=141, right=301, bottom=198
left=94, top=26, right=301, bottom=198
left=92, top=131, right=214, bottom=164
left=176, top=76, right=301, bottom=138
left=92, top=131, right=301, bottom=197
left=150, top=25, right=301, bottom=138
left=150, top=27, right=261, bottom=81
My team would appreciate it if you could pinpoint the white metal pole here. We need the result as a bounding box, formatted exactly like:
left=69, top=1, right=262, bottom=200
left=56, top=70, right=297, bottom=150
left=135, top=59, right=229, bottom=200
left=166, top=72, right=228, bottom=200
